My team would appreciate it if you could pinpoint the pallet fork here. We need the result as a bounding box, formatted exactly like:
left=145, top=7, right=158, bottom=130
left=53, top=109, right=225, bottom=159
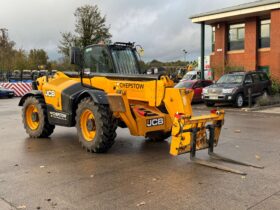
left=170, top=110, right=264, bottom=175
left=190, top=125, right=264, bottom=175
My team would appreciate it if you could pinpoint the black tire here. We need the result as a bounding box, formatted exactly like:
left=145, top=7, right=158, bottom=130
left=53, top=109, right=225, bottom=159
left=147, top=131, right=171, bottom=142
left=75, top=97, right=117, bottom=153
left=22, top=96, right=55, bottom=138
left=205, top=101, right=215, bottom=107
left=234, top=93, right=244, bottom=108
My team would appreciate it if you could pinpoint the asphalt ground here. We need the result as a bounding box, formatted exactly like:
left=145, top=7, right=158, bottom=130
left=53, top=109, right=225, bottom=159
left=0, top=98, right=280, bottom=210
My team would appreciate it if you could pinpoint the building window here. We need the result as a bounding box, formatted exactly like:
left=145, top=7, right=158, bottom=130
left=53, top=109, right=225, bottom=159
left=228, top=23, right=245, bottom=51
left=259, top=19, right=270, bottom=48
left=212, top=27, right=215, bottom=52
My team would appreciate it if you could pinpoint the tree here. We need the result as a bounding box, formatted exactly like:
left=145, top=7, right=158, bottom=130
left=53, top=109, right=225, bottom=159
left=49, top=58, right=76, bottom=71
left=58, top=5, right=111, bottom=58
left=149, top=60, right=163, bottom=67
left=28, top=49, right=49, bottom=69
left=58, top=32, right=77, bottom=58
left=0, top=28, right=16, bottom=70
left=12, top=49, right=29, bottom=70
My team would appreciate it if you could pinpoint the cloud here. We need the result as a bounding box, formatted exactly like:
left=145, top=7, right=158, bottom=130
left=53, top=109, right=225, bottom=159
left=0, top=0, right=251, bottom=61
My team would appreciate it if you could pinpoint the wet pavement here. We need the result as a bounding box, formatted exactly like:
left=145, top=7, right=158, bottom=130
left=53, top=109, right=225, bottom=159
left=256, top=106, right=280, bottom=114
left=0, top=98, right=280, bottom=210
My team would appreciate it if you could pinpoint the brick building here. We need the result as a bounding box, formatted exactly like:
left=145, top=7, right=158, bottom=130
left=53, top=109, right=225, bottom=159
left=190, top=0, right=280, bottom=80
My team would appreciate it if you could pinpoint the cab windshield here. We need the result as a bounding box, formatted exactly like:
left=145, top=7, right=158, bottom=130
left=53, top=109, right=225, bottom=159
left=83, top=46, right=139, bottom=74
left=111, top=48, right=139, bottom=74
left=217, top=74, right=244, bottom=84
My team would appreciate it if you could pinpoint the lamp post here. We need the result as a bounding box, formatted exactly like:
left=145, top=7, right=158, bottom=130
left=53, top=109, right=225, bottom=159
left=182, top=49, right=188, bottom=62
left=201, top=22, right=205, bottom=80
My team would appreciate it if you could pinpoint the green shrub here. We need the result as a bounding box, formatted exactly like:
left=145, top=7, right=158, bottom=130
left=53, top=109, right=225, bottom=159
left=256, top=94, right=280, bottom=107
left=271, top=78, right=280, bottom=95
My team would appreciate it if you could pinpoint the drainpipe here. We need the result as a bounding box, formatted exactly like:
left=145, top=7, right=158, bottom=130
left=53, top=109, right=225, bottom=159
left=201, top=22, right=205, bottom=80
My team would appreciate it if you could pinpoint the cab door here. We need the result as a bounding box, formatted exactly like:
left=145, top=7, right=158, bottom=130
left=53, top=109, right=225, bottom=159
left=251, top=73, right=262, bottom=96
left=243, top=75, right=253, bottom=98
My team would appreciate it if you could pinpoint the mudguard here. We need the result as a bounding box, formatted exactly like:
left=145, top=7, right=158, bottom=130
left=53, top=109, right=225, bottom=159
left=18, top=90, right=43, bottom=106
left=75, top=89, right=109, bottom=105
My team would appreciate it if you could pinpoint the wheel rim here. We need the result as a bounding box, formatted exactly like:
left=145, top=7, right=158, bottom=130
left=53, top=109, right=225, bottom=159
left=26, top=104, right=39, bottom=130
left=237, top=96, right=243, bottom=107
left=80, top=109, right=96, bottom=141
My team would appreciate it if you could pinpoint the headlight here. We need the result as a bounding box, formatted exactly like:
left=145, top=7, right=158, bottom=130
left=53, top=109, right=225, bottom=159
left=222, top=88, right=236, bottom=94
left=202, top=88, right=208, bottom=94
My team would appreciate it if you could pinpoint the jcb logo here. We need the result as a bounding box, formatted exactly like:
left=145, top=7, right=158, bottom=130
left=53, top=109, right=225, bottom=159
left=45, top=90, right=55, bottom=97
left=146, top=118, right=164, bottom=127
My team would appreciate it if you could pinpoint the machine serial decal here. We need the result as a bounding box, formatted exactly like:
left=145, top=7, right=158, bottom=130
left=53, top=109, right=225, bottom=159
left=49, top=111, right=67, bottom=121
left=146, top=118, right=164, bottom=127
left=45, top=90, right=56, bottom=97
left=119, top=83, right=144, bottom=89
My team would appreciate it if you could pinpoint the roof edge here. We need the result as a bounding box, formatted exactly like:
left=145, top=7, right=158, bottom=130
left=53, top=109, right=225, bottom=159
left=190, top=2, right=280, bottom=23
left=190, top=0, right=280, bottom=22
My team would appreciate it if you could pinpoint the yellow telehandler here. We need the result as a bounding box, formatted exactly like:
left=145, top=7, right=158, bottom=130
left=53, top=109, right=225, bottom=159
left=19, top=42, right=262, bottom=175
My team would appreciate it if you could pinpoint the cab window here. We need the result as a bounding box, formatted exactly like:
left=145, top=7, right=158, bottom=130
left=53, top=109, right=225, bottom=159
left=259, top=73, right=268, bottom=81
left=244, top=75, right=253, bottom=84
left=84, top=46, right=114, bottom=73
left=252, top=74, right=261, bottom=83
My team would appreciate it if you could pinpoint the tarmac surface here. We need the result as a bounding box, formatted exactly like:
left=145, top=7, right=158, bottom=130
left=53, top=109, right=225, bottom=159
left=257, top=106, right=280, bottom=114
left=0, top=98, right=280, bottom=210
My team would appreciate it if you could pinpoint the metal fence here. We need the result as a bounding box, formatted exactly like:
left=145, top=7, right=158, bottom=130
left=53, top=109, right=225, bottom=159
left=0, top=70, right=53, bottom=82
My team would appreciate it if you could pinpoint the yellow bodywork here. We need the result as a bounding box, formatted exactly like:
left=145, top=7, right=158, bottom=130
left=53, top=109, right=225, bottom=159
left=36, top=71, right=225, bottom=156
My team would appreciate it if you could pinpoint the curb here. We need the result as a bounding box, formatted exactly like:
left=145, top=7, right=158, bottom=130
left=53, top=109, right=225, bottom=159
left=242, top=103, right=280, bottom=111
left=193, top=105, right=243, bottom=113
left=193, top=103, right=280, bottom=114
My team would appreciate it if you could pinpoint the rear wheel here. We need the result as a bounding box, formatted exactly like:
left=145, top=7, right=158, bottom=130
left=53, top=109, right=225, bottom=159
left=22, top=96, right=55, bottom=138
left=76, top=98, right=117, bottom=153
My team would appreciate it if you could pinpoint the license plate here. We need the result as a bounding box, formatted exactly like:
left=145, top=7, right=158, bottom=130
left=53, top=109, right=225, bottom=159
left=9, top=93, right=13, bottom=95
left=209, top=95, right=218, bottom=100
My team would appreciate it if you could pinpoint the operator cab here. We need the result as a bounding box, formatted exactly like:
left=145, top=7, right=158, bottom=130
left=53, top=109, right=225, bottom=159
left=71, top=42, right=141, bottom=75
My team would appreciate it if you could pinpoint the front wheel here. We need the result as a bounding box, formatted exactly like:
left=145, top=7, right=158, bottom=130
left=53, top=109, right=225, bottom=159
left=75, top=98, right=117, bottom=153
left=234, top=94, right=244, bottom=108
left=22, top=96, right=55, bottom=138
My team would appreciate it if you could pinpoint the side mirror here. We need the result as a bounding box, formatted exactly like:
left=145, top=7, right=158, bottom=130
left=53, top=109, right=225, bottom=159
left=70, top=47, right=82, bottom=68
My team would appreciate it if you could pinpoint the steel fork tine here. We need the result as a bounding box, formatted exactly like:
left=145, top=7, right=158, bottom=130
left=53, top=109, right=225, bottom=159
left=191, top=157, right=247, bottom=175
left=209, top=152, right=264, bottom=169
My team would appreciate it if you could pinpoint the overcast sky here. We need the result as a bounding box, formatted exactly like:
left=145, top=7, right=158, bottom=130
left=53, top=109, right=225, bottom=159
left=0, top=0, right=252, bottom=62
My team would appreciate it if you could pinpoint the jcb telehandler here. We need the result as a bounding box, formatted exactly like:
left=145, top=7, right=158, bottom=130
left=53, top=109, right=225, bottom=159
left=19, top=42, right=262, bottom=175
